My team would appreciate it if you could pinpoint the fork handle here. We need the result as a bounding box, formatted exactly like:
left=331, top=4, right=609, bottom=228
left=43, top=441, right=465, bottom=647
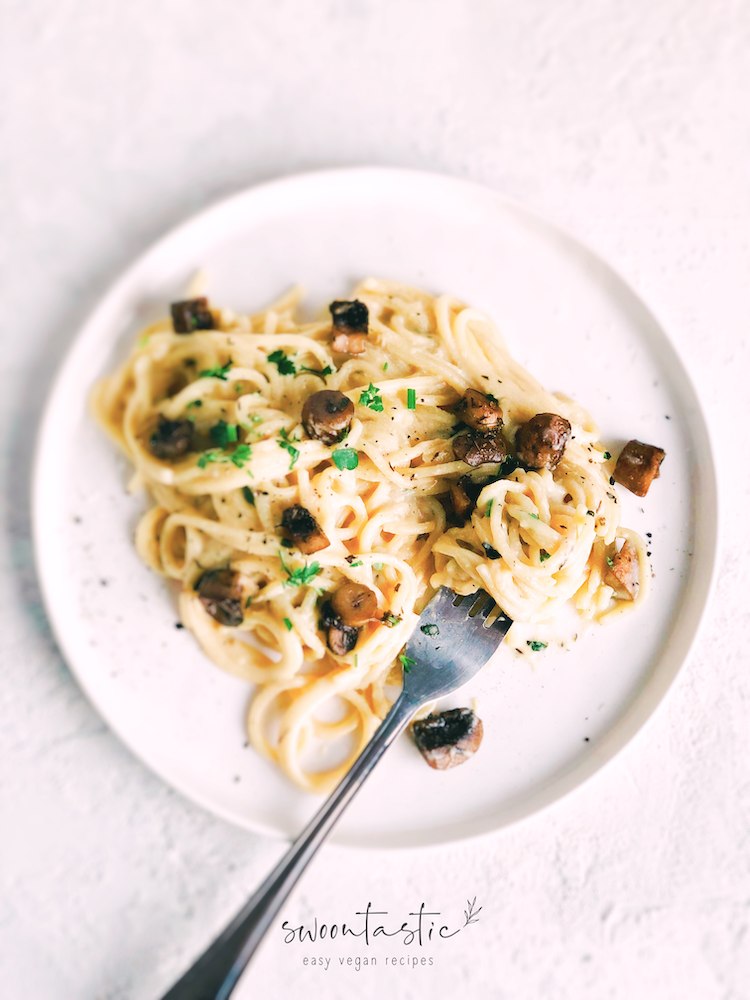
left=159, top=689, right=420, bottom=1000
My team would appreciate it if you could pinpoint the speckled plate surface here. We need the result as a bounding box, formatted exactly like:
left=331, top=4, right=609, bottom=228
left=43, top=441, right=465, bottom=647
left=32, top=168, right=719, bottom=848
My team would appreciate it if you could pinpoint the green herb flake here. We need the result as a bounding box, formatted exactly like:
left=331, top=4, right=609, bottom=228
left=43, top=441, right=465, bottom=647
left=267, top=349, right=296, bottom=376
left=540, top=550, right=551, bottom=562
left=279, top=552, right=322, bottom=588
left=606, top=556, right=614, bottom=567
left=281, top=538, right=295, bottom=549
left=373, top=562, right=384, bottom=571
left=604, top=451, right=611, bottom=460
left=230, top=444, right=252, bottom=469
left=245, top=595, right=252, bottom=608
left=197, top=450, right=222, bottom=469
left=399, top=653, right=416, bottom=673
left=186, top=399, right=203, bottom=410
left=349, top=560, right=363, bottom=568
left=298, top=364, right=333, bottom=380
left=209, top=420, right=239, bottom=448
left=529, top=512, right=539, bottom=520
left=359, top=382, right=384, bottom=412
left=198, top=362, right=232, bottom=380
left=283, top=617, right=293, bottom=631
left=278, top=428, right=300, bottom=469
left=527, top=640, right=548, bottom=652
left=242, top=486, right=255, bottom=506
left=406, top=388, right=416, bottom=410
left=235, top=382, right=243, bottom=391
left=332, top=448, right=358, bottom=471
left=382, top=362, right=388, bottom=371
left=420, top=623, right=440, bottom=637
left=485, top=498, right=494, bottom=518
left=138, top=334, right=150, bottom=348
left=383, top=612, right=401, bottom=628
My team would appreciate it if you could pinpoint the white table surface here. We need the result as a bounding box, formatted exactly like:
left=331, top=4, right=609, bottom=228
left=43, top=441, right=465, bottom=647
left=2, top=2, right=749, bottom=998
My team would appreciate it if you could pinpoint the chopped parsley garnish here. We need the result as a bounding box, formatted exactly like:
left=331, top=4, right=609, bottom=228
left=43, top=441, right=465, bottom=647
left=278, top=428, right=300, bottom=469
left=235, top=382, right=243, bottom=391
left=603, top=451, right=611, bottom=460
left=406, top=388, right=416, bottom=410
left=245, top=595, right=252, bottom=608
left=382, top=362, right=388, bottom=371
left=373, top=562, right=384, bottom=570
left=197, top=441, right=252, bottom=471
left=199, top=361, right=232, bottom=380
left=527, top=640, right=547, bottom=651
left=242, top=486, right=255, bottom=506
left=283, top=617, right=293, bottom=631
left=298, top=364, right=333, bottom=380
left=209, top=420, right=238, bottom=447
left=230, top=444, right=252, bottom=468
left=399, top=653, right=416, bottom=673
left=606, top=556, right=614, bottom=567
left=485, top=498, right=494, bottom=518
left=349, top=560, right=363, bottom=568
left=197, top=450, right=223, bottom=469
left=267, top=349, right=296, bottom=375
left=383, top=612, right=401, bottom=628
left=279, top=552, right=322, bottom=588
left=280, top=538, right=295, bottom=549
left=332, top=448, right=358, bottom=471
left=420, top=623, right=440, bottom=637
left=359, top=382, right=384, bottom=412
left=529, top=512, right=539, bottom=520
left=186, top=399, right=203, bottom=409
left=540, top=549, right=551, bottom=562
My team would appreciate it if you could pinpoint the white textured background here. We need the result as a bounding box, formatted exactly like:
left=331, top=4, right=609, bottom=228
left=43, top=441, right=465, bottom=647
left=2, top=2, right=750, bottom=998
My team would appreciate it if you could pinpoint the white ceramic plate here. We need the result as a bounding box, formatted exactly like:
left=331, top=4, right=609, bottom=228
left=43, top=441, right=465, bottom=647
left=33, top=168, right=718, bottom=848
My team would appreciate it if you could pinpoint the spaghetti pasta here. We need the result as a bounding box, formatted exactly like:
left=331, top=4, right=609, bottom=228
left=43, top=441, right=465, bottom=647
left=91, top=279, right=649, bottom=792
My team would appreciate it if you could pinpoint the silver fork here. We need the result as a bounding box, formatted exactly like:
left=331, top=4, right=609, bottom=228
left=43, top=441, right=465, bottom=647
left=159, top=588, right=512, bottom=1000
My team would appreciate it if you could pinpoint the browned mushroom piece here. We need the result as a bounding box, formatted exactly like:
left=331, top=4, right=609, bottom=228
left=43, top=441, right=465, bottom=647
left=604, top=539, right=640, bottom=598
left=281, top=505, right=329, bottom=555
left=330, top=299, right=369, bottom=355
left=449, top=480, right=474, bottom=520
left=613, top=440, right=666, bottom=497
left=196, top=569, right=244, bottom=626
left=170, top=297, right=214, bottom=333
left=515, top=413, right=571, bottom=471
left=149, top=416, right=194, bottom=459
left=331, top=331, right=368, bottom=354
left=319, top=601, right=360, bottom=655
left=453, top=428, right=507, bottom=467
left=453, top=388, right=503, bottom=431
left=301, top=390, right=355, bottom=446
left=411, top=708, right=484, bottom=770
left=331, top=581, right=378, bottom=627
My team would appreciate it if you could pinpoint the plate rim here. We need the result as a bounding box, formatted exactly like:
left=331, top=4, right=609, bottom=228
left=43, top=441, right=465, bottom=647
left=31, top=165, right=721, bottom=849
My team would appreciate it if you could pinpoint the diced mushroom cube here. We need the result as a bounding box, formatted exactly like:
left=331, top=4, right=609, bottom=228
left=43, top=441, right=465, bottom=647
left=604, top=539, right=640, bottom=598
left=319, top=600, right=360, bottom=655
left=170, top=297, right=214, bottom=334
left=281, top=505, right=329, bottom=555
left=149, top=416, right=194, bottom=459
left=301, top=390, right=354, bottom=446
left=453, top=428, right=507, bottom=467
left=331, top=581, right=378, bottom=627
left=411, top=708, right=484, bottom=770
left=453, top=389, right=503, bottom=431
left=196, top=569, right=244, bottom=626
left=613, top=440, right=666, bottom=497
left=515, top=413, right=571, bottom=471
